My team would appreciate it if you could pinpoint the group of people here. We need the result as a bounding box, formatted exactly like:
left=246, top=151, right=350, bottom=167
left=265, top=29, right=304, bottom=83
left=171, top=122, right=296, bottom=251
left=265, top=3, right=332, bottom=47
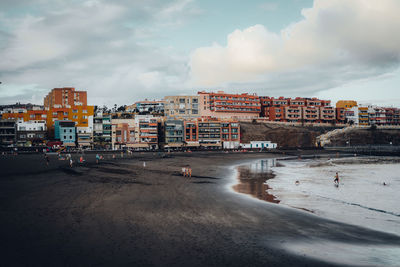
left=182, top=167, right=192, bottom=177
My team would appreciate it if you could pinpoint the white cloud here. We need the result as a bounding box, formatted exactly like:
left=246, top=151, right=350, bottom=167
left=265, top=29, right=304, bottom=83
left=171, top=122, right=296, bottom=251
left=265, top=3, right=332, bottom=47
left=190, top=0, right=400, bottom=95
left=0, top=0, right=196, bottom=105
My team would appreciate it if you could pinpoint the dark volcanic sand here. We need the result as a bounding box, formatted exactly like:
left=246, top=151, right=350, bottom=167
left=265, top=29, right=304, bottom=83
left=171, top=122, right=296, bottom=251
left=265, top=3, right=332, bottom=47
left=0, top=152, right=399, bottom=267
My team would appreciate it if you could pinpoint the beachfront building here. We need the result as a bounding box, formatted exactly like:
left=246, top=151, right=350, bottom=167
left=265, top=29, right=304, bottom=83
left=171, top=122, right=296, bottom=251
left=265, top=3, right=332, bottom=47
left=54, top=120, right=76, bottom=146
left=16, top=120, right=47, bottom=146
left=163, top=96, right=200, bottom=119
left=198, top=91, right=261, bottom=119
left=164, top=120, right=184, bottom=147
left=136, top=116, right=159, bottom=150
left=240, top=141, right=277, bottom=149
left=44, top=87, right=87, bottom=108
left=111, top=119, right=136, bottom=149
left=0, top=119, right=16, bottom=146
left=93, top=110, right=112, bottom=148
left=183, top=118, right=240, bottom=148
left=2, top=102, right=94, bottom=130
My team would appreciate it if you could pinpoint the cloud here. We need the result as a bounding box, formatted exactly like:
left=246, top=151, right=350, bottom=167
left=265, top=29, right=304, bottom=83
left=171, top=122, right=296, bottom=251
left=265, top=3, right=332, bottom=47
left=0, top=0, right=197, bottom=105
left=190, top=0, right=400, bottom=96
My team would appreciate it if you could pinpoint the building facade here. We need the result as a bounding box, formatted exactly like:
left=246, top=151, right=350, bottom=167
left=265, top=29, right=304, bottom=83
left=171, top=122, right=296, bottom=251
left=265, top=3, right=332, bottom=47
left=54, top=121, right=76, bottom=146
left=0, top=120, right=16, bottom=146
left=16, top=120, right=46, bottom=146
left=164, top=120, right=184, bottom=146
left=93, top=111, right=112, bottom=148
left=163, top=96, right=200, bottom=119
left=44, top=87, right=87, bottom=108
left=198, top=91, right=260, bottom=119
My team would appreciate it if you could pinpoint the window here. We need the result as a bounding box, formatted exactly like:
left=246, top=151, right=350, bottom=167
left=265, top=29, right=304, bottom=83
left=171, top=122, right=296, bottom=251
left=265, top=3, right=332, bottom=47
left=42, top=114, right=47, bottom=118
left=63, top=112, right=68, bottom=116
left=63, top=136, right=67, bottom=139
left=73, top=115, right=78, bottom=119
left=73, top=109, right=78, bottom=113
left=63, top=129, right=66, bottom=133
left=53, top=112, right=57, bottom=116
left=83, top=115, right=87, bottom=119
left=69, top=136, right=72, bottom=139
left=193, top=98, right=198, bottom=103
left=70, top=129, right=72, bottom=133
left=179, top=98, right=185, bottom=103
left=82, top=110, right=87, bottom=113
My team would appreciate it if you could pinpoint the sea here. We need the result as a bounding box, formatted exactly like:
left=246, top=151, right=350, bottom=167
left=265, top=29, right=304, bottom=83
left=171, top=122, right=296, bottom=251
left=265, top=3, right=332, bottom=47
left=234, top=156, right=400, bottom=266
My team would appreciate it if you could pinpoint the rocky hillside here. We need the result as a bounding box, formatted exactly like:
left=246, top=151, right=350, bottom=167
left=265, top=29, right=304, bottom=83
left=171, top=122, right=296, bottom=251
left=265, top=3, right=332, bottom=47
left=240, top=122, right=340, bottom=148
left=317, top=126, right=400, bottom=147
left=240, top=122, right=400, bottom=148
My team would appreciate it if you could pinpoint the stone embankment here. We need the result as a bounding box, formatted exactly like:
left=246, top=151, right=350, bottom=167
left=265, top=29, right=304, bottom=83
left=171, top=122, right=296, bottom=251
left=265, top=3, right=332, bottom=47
left=240, top=122, right=400, bottom=148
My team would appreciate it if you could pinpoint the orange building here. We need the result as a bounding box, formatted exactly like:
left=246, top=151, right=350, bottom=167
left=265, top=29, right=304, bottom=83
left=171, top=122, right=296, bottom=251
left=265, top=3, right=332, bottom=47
left=198, top=91, right=260, bottom=119
left=2, top=106, right=94, bottom=128
left=44, top=87, right=87, bottom=108
left=336, top=100, right=358, bottom=109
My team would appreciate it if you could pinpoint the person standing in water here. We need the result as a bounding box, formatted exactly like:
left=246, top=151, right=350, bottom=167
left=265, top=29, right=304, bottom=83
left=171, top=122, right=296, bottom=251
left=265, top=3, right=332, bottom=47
left=334, top=172, right=339, bottom=184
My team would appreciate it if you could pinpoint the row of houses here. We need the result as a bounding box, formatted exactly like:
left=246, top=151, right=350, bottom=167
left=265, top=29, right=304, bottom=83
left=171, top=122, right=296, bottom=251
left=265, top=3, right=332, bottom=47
left=1, top=87, right=399, bottom=148
left=132, top=93, right=400, bottom=125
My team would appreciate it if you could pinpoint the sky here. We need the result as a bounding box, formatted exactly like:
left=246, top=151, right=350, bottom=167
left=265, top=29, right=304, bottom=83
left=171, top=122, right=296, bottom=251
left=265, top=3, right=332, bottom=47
left=0, top=0, right=399, bottom=107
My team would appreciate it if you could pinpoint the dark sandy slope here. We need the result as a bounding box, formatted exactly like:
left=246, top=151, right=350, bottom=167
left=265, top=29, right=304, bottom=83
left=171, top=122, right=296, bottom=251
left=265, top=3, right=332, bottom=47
left=0, top=152, right=399, bottom=267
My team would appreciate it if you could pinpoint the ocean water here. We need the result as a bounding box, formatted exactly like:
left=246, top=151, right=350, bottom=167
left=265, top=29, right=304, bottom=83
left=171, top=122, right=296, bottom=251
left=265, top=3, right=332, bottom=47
left=234, top=156, right=400, bottom=266
left=268, top=157, right=400, bottom=236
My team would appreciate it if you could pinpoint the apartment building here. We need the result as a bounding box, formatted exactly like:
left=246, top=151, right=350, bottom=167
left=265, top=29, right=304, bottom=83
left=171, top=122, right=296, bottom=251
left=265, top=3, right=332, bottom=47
left=319, top=106, right=336, bottom=123
left=285, top=106, right=303, bottom=123
left=336, top=100, right=358, bottom=109
left=198, top=91, right=260, bottom=119
left=385, top=108, right=400, bottom=125
left=2, top=106, right=94, bottom=134
left=137, top=117, right=159, bottom=149
left=163, top=96, right=200, bottom=119
left=358, top=106, right=370, bottom=126
left=93, top=110, right=112, bottom=148
left=54, top=120, right=76, bottom=146
left=164, top=120, right=184, bottom=146
left=44, top=87, right=87, bottom=108
left=16, top=120, right=46, bottom=146
left=0, top=119, right=16, bottom=146
left=111, top=119, right=136, bottom=149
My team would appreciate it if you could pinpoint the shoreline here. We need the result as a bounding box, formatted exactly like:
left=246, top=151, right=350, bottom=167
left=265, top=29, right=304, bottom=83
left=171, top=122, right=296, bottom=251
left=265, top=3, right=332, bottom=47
left=1, top=151, right=400, bottom=266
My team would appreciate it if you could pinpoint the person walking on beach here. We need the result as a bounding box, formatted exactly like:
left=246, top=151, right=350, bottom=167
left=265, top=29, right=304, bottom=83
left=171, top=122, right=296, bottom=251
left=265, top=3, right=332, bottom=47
left=334, top=172, right=339, bottom=184
left=96, top=154, right=100, bottom=164
left=69, top=158, right=73, bottom=168
left=44, top=154, right=49, bottom=166
left=188, top=167, right=192, bottom=178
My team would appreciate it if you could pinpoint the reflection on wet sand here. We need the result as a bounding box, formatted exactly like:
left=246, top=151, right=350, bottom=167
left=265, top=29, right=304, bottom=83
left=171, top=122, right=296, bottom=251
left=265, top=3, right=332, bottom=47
left=233, top=159, right=280, bottom=203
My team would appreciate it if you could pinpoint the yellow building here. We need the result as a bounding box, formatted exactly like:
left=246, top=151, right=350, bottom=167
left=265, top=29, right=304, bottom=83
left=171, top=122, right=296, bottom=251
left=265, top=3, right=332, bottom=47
left=358, top=106, right=369, bottom=126
left=2, top=106, right=94, bottom=128
left=336, top=100, right=358, bottom=109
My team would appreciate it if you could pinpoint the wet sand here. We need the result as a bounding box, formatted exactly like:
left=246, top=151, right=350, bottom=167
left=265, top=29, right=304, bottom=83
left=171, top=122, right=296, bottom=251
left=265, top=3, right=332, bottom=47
left=1, top=151, right=400, bottom=266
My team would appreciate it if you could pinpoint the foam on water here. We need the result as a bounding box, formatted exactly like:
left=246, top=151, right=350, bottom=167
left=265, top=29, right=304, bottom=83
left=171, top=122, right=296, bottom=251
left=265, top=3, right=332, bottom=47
left=268, top=156, right=400, bottom=236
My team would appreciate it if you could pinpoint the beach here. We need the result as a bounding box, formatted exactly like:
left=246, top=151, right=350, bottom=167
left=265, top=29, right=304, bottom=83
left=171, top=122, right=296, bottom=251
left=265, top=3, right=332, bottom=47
left=1, top=151, right=399, bottom=266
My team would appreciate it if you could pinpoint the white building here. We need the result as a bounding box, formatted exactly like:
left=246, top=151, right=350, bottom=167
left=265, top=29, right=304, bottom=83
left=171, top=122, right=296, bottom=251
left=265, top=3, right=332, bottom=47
left=240, top=141, right=277, bottom=149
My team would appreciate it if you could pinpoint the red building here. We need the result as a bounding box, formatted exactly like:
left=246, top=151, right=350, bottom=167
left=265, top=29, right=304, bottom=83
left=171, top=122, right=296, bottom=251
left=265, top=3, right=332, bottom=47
left=44, top=87, right=87, bottom=109
left=259, top=96, right=336, bottom=123
left=198, top=91, right=261, bottom=119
